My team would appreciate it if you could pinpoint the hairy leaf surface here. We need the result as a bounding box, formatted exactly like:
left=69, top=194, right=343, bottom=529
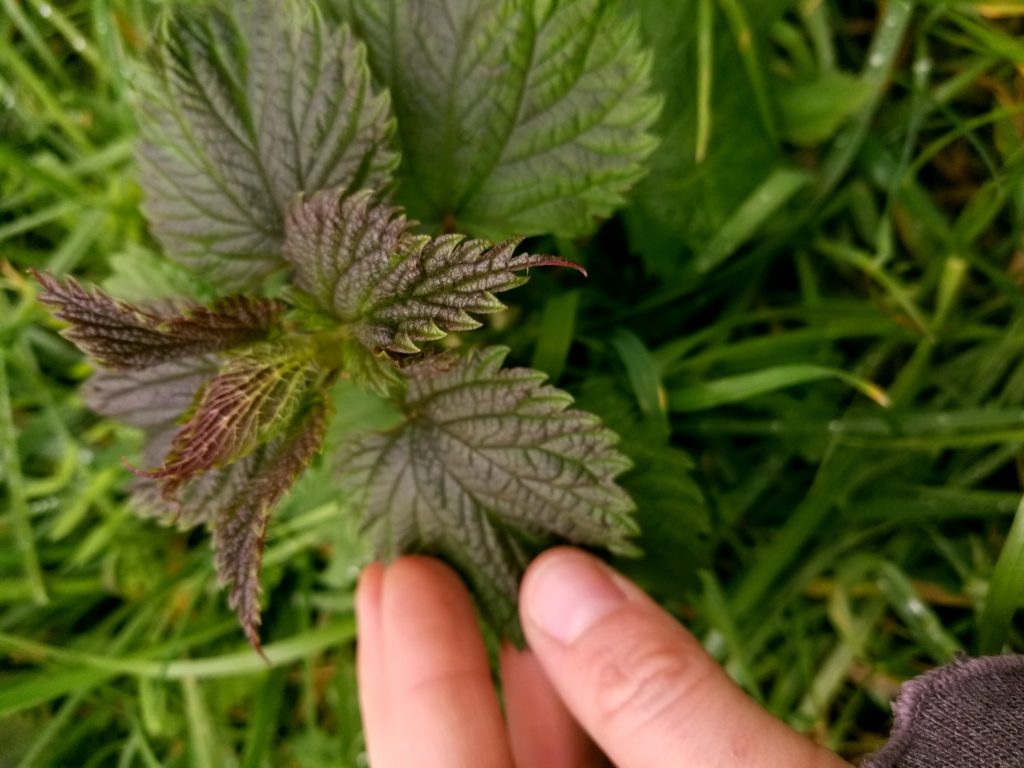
left=350, top=0, right=660, bottom=239
left=84, top=356, right=219, bottom=430
left=133, top=450, right=265, bottom=531
left=33, top=271, right=283, bottom=369
left=137, top=345, right=319, bottom=501
left=137, top=0, right=397, bottom=290
left=284, top=189, right=582, bottom=354
left=213, top=398, right=330, bottom=651
left=339, top=346, right=637, bottom=634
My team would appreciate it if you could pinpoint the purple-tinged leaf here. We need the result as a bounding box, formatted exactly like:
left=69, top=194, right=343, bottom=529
left=132, top=449, right=265, bottom=531
left=83, top=356, right=219, bottom=429
left=283, top=189, right=585, bottom=354
left=33, top=271, right=283, bottom=370
left=212, top=398, right=330, bottom=652
left=338, top=346, right=637, bottom=636
left=135, top=345, right=318, bottom=502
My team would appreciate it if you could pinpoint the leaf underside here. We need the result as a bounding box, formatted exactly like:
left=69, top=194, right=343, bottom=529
left=284, top=188, right=583, bottom=355
left=339, top=346, right=637, bottom=636
left=137, top=0, right=397, bottom=291
left=351, top=0, right=661, bottom=239
left=84, top=356, right=219, bottom=430
left=33, top=271, right=283, bottom=370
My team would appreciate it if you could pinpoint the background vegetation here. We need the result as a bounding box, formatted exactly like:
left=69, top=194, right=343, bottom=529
left=2, top=0, right=1023, bottom=765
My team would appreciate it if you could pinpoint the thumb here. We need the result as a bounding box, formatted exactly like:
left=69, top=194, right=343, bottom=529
left=519, top=548, right=850, bottom=768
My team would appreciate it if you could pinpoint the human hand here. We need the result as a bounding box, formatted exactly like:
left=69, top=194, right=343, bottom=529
left=356, top=547, right=851, bottom=768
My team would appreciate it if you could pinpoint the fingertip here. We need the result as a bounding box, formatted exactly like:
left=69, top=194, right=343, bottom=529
left=386, top=554, right=468, bottom=598
left=520, top=547, right=630, bottom=646
left=379, top=556, right=476, bottom=638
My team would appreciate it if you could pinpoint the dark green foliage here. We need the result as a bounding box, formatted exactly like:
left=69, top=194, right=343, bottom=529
left=350, top=0, right=661, bottom=238
left=577, top=378, right=710, bottom=596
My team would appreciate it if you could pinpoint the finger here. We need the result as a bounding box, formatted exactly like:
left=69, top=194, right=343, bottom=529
left=520, top=548, right=850, bottom=768
left=500, top=644, right=606, bottom=768
left=380, top=556, right=515, bottom=768
left=355, top=562, right=391, bottom=767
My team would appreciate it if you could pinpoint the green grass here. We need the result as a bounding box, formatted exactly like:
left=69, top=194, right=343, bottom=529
left=2, top=0, right=1024, bottom=765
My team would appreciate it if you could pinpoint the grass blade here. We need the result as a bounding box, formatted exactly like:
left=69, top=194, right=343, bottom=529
left=668, top=364, right=890, bottom=412
left=696, top=167, right=810, bottom=272
left=979, top=494, right=1024, bottom=653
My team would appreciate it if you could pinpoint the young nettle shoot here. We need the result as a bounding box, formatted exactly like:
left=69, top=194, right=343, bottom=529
left=33, top=0, right=659, bottom=650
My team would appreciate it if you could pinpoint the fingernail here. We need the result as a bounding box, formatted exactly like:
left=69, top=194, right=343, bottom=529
left=525, top=551, right=627, bottom=644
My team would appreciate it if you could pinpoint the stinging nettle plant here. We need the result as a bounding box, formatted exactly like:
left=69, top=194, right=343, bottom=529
left=33, top=0, right=662, bottom=649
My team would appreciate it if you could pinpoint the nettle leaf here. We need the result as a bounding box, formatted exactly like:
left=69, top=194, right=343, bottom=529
left=213, top=398, right=330, bottom=652
left=283, top=188, right=583, bottom=355
left=350, top=0, right=661, bottom=239
left=137, top=0, right=397, bottom=290
left=33, top=271, right=283, bottom=370
left=135, top=451, right=266, bottom=531
left=339, top=346, right=637, bottom=635
left=84, top=356, right=219, bottom=430
left=136, top=344, right=320, bottom=502
left=82, top=356, right=239, bottom=529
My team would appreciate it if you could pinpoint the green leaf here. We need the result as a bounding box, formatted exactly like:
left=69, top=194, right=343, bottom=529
left=350, top=0, right=660, bottom=239
left=136, top=0, right=397, bottom=291
left=979, top=494, right=1024, bottom=654
left=283, top=188, right=584, bottom=354
left=339, top=346, right=637, bottom=636
left=667, top=364, right=890, bottom=412
left=102, top=246, right=218, bottom=304
left=213, top=397, right=330, bottom=651
left=33, top=271, right=284, bottom=370
left=335, top=337, right=404, bottom=397
left=136, top=344, right=320, bottom=502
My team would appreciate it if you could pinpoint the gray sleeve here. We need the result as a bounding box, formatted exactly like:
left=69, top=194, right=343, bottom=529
left=863, top=654, right=1024, bottom=768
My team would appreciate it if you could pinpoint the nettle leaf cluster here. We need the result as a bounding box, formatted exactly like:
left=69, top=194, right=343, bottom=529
left=34, top=0, right=660, bottom=649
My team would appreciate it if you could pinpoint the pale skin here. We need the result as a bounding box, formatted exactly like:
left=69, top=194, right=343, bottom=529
left=356, top=547, right=853, bottom=768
